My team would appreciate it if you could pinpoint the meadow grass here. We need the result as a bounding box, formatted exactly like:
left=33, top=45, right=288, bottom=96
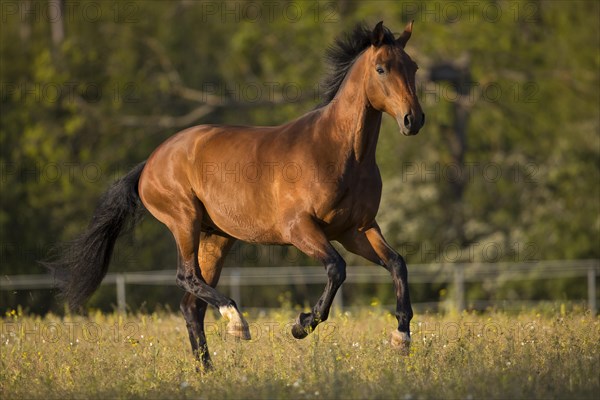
left=1, top=305, right=598, bottom=399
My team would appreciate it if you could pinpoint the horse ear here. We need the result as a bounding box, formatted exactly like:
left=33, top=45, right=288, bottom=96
left=371, top=21, right=386, bottom=47
left=397, top=20, right=414, bottom=48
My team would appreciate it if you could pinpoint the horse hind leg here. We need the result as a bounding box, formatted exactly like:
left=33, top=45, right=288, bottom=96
left=195, top=233, right=249, bottom=340
left=170, top=205, right=250, bottom=342
left=180, top=232, right=238, bottom=371
left=145, top=192, right=249, bottom=364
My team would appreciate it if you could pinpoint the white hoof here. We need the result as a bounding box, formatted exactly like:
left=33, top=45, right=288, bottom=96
left=219, top=305, right=251, bottom=340
left=390, top=330, right=411, bottom=350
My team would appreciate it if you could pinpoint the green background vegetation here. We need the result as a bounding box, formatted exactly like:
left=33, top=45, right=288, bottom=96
left=1, top=0, right=598, bottom=313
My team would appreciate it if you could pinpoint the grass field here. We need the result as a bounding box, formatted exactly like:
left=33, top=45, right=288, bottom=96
left=1, top=305, right=598, bottom=399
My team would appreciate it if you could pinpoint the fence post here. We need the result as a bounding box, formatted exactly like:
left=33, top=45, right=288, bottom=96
left=116, top=274, right=126, bottom=314
left=454, top=264, right=465, bottom=313
left=588, top=266, right=597, bottom=314
left=230, top=268, right=241, bottom=305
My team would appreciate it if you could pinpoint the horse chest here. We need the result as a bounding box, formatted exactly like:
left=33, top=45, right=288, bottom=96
left=314, top=173, right=382, bottom=233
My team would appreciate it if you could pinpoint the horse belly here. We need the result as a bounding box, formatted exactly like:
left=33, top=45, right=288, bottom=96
left=200, top=195, right=283, bottom=244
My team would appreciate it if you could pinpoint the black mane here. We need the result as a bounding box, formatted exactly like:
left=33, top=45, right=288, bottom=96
left=318, top=23, right=396, bottom=107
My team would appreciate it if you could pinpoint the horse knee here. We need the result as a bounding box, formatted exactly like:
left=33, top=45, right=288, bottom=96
left=326, top=259, right=346, bottom=286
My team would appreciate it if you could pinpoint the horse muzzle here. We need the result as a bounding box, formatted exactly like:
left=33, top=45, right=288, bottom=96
left=397, top=112, right=425, bottom=136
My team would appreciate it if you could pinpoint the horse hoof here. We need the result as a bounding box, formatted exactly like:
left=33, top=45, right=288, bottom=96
left=390, top=330, right=411, bottom=354
left=196, top=361, right=213, bottom=374
left=291, top=323, right=309, bottom=339
left=227, top=322, right=251, bottom=340
left=291, top=312, right=312, bottom=339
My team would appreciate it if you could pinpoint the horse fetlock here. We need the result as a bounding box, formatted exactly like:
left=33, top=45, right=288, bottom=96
left=396, top=309, right=413, bottom=326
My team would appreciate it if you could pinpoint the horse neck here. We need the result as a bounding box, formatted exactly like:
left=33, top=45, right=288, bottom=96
left=319, top=54, right=382, bottom=164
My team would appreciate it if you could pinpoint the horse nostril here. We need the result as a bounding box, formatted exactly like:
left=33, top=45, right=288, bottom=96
left=422, top=113, right=426, bottom=126
left=403, top=114, right=413, bottom=129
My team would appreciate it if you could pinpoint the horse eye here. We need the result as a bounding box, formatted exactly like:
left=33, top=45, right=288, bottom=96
left=376, top=66, right=385, bottom=75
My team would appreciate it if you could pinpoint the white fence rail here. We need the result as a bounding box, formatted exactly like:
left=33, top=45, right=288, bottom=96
left=1, top=260, right=598, bottom=313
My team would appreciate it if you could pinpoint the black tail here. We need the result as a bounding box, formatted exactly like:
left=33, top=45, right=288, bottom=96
left=44, top=162, right=146, bottom=310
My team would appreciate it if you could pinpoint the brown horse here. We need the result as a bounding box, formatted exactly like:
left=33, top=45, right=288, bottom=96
left=46, top=21, right=424, bottom=370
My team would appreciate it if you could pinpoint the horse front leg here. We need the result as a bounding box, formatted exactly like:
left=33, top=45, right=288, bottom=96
left=286, top=215, right=346, bottom=339
left=339, top=223, right=413, bottom=352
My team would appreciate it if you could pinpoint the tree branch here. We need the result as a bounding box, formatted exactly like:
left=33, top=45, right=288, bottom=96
left=119, top=104, right=216, bottom=128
